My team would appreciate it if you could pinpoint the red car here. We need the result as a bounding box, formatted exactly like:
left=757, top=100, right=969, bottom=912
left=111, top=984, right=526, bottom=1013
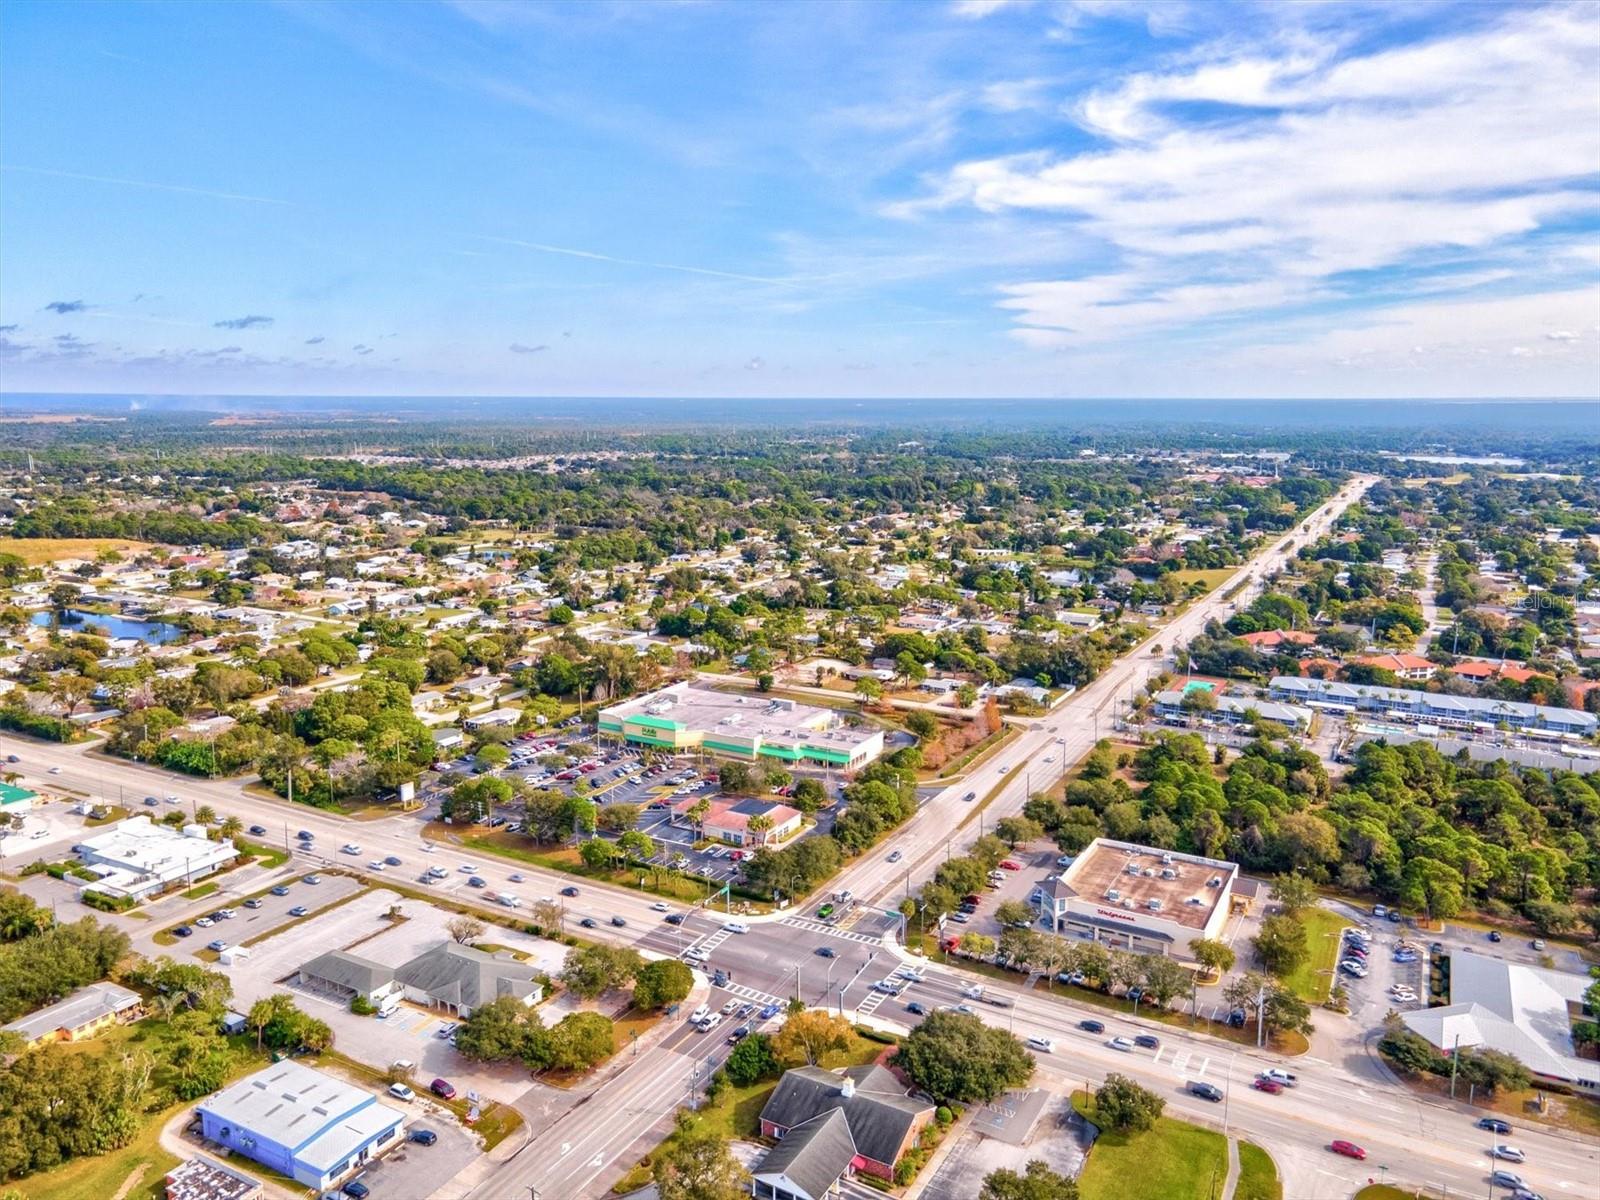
left=1330, top=1140, right=1366, bottom=1160
left=1251, top=1077, right=1283, bottom=1094
left=430, top=1078, right=457, bottom=1100
left=999, top=860, right=1022, bottom=871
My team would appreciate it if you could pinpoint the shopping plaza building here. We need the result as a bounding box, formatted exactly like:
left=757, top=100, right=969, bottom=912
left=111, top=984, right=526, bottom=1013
left=599, top=682, right=884, bottom=770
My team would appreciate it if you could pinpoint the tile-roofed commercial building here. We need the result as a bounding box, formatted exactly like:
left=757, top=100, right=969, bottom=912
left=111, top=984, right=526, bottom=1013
left=751, top=1107, right=857, bottom=1200
left=392, top=942, right=543, bottom=1016
left=670, top=795, right=804, bottom=847
left=600, top=682, right=884, bottom=771
left=1238, top=629, right=1317, bottom=650
left=196, top=1060, right=406, bottom=1190
left=1352, top=652, right=1437, bottom=680
left=758, top=1064, right=933, bottom=1181
left=2, top=981, right=142, bottom=1047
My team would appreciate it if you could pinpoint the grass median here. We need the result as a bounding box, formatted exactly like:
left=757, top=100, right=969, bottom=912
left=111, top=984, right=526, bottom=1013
left=1235, top=1140, right=1281, bottom=1200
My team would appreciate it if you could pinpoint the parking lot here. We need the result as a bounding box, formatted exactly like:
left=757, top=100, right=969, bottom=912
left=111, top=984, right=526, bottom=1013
left=165, top=871, right=365, bottom=948
left=335, top=1110, right=479, bottom=1200
left=212, top=884, right=566, bottom=1104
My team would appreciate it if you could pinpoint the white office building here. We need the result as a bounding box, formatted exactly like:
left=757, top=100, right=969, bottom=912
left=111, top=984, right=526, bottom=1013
left=74, top=815, right=238, bottom=902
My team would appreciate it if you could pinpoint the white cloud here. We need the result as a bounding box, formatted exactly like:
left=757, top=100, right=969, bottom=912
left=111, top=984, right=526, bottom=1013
left=900, top=5, right=1600, bottom=351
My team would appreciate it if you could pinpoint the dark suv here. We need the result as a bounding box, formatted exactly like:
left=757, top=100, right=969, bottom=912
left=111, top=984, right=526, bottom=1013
left=1189, top=1082, right=1224, bottom=1102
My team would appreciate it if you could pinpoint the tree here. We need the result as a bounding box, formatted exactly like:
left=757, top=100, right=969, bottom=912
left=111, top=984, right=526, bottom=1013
left=618, top=829, right=656, bottom=862
left=598, top=802, right=640, bottom=832
left=1094, top=1073, right=1165, bottom=1132
left=892, top=1010, right=1034, bottom=1103
left=447, top=915, right=486, bottom=945
left=772, top=1009, right=853, bottom=1067
left=1138, top=956, right=1192, bottom=1010
left=561, top=942, right=644, bottom=999
left=995, top=900, right=1036, bottom=928
left=1269, top=874, right=1318, bottom=914
left=547, top=1011, right=615, bottom=1071
left=957, top=931, right=996, bottom=961
left=580, top=836, right=621, bottom=870
left=905, top=710, right=940, bottom=741
left=980, top=1160, right=1080, bottom=1200
left=474, top=742, right=510, bottom=770
left=1262, top=985, right=1314, bottom=1038
left=724, top=1032, right=780, bottom=1086
left=653, top=1111, right=748, bottom=1200
left=445, top=775, right=511, bottom=824
left=854, top=676, right=883, bottom=706
left=1189, top=937, right=1236, bottom=979
left=454, top=995, right=550, bottom=1067
left=246, top=993, right=297, bottom=1051
left=1460, top=1048, right=1530, bottom=1095
left=995, top=815, right=1044, bottom=847
left=1253, top=914, right=1309, bottom=976
left=634, top=959, right=694, bottom=1010
left=194, top=804, right=217, bottom=826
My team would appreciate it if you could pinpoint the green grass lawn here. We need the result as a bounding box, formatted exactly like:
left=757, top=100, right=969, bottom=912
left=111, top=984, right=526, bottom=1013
left=180, top=881, right=219, bottom=900
left=1353, top=1188, right=1426, bottom=1200
left=1234, top=1141, right=1281, bottom=1200
left=1283, top=906, right=1350, bottom=1003
left=1073, top=1091, right=1228, bottom=1200
left=1170, top=567, right=1238, bottom=592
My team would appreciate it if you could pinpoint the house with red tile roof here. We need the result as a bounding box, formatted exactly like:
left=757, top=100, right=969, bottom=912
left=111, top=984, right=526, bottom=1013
left=1353, top=652, right=1436, bottom=681
left=1238, top=629, right=1317, bottom=650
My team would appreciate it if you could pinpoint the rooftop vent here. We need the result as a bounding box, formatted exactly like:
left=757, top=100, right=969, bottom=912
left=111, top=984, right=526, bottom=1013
left=1161, top=868, right=1178, bottom=880
left=1105, top=889, right=1120, bottom=901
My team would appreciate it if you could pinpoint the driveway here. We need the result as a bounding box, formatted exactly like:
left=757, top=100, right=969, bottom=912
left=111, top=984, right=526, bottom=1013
left=344, top=1108, right=481, bottom=1200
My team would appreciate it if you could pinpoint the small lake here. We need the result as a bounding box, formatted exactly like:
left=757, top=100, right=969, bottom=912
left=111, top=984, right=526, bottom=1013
left=32, top=608, right=183, bottom=644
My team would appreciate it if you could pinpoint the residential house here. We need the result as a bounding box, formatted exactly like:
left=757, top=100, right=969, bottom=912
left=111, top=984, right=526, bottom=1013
left=758, top=1064, right=934, bottom=1182
left=2, top=981, right=142, bottom=1047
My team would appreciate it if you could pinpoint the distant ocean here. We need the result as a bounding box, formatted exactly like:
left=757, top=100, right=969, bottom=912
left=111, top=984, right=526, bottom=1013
left=1, top=393, right=1596, bottom=434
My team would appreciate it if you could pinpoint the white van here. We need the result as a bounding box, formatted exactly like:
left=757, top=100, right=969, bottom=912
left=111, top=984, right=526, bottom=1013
left=377, top=994, right=402, bottom=1018
left=722, top=920, right=750, bottom=935
left=497, top=892, right=522, bottom=908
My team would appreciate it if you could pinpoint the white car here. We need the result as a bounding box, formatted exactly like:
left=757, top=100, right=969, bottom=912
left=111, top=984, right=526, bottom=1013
left=684, top=947, right=709, bottom=962
left=368, top=861, right=386, bottom=872
left=1108, top=1036, right=1136, bottom=1052
left=723, top=920, right=750, bottom=934
left=689, top=1005, right=710, bottom=1024
left=387, top=1083, right=415, bottom=1102
left=651, top=902, right=670, bottom=912
left=341, top=843, right=361, bottom=855
left=1491, top=1146, right=1527, bottom=1163
left=962, top=984, right=983, bottom=1000
left=1025, top=1036, right=1055, bottom=1053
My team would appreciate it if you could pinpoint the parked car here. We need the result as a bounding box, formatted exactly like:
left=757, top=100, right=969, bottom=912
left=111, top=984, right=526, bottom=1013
left=410, top=1128, right=437, bottom=1146
left=387, top=1083, right=415, bottom=1102
left=429, top=1078, right=456, bottom=1100
left=341, top=1182, right=369, bottom=1199
left=173, top=925, right=193, bottom=938
left=270, top=885, right=290, bottom=896
left=206, top=940, right=228, bottom=952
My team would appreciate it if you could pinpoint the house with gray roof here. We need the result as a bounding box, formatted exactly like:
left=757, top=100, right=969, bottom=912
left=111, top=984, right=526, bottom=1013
left=751, top=1107, right=856, bottom=1200
left=758, top=1064, right=932, bottom=1182
left=392, top=942, right=543, bottom=1016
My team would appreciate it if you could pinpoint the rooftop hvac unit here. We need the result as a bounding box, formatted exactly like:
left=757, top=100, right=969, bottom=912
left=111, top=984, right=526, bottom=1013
left=1147, top=898, right=1163, bottom=911
left=1161, top=853, right=1174, bottom=865
left=1105, top=889, right=1120, bottom=901
left=1161, top=868, right=1178, bottom=880
left=1122, top=898, right=1136, bottom=909
left=1125, top=863, right=1142, bottom=875
left=1143, top=868, right=1157, bottom=877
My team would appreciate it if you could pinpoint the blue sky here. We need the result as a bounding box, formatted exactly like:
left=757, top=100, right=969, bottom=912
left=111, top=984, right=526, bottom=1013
left=1, top=0, right=1596, bottom=399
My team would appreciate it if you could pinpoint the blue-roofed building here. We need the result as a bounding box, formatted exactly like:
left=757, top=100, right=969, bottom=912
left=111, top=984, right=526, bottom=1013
left=196, top=1061, right=406, bottom=1191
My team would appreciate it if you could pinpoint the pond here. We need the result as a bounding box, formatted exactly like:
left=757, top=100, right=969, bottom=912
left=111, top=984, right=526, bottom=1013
left=32, top=608, right=183, bottom=645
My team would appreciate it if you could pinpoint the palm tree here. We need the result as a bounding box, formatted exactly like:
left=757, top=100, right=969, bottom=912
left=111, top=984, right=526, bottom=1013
left=746, top=814, right=773, bottom=847
left=194, top=804, right=217, bottom=826
left=218, top=816, right=243, bottom=842
left=689, top=797, right=712, bottom=839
